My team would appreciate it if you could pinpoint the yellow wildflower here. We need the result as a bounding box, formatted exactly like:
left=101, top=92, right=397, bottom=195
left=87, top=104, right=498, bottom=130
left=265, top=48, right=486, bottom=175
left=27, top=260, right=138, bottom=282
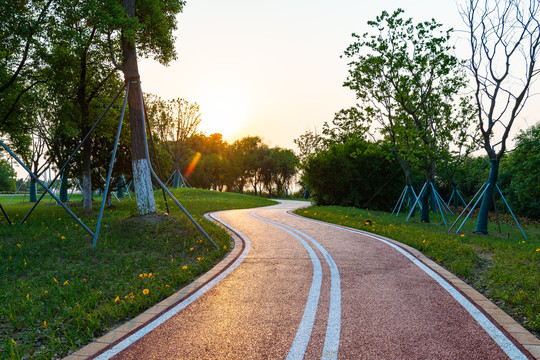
left=43, top=321, right=47, bottom=328
left=26, top=294, right=29, bottom=300
left=63, top=280, right=69, bottom=286
left=143, top=289, right=149, bottom=295
left=114, top=296, right=120, bottom=303
left=53, top=278, right=58, bottom=284
left=17, top=244, right=21, bottom=248
left=61, top=236, right=66, bottom=240
left=190, top=247, right=193, bottom=251
left=182, top=265, right=187, bottom=270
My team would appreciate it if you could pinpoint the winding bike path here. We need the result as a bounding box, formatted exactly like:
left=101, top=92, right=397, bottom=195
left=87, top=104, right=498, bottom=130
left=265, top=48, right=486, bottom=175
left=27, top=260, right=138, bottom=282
left=69, top=200, right=538, bottom=359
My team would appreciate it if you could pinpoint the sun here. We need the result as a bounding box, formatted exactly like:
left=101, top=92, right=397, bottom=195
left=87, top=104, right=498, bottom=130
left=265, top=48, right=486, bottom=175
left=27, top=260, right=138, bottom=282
left=197, top=91, right=249, bottom=140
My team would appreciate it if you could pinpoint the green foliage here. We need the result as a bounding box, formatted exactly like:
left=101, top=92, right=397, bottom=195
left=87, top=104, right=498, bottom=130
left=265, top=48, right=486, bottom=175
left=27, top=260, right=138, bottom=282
left=342, top=9, right=475, bottom=222
left=303, top=137, right=401, bottom=209
left=0, top=159, right=16, bottom=191
left=499, top=123, right=540, bottom=219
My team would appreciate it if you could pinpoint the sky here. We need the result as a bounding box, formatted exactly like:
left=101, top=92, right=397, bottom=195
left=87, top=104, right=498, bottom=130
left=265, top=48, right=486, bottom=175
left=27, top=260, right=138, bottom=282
left=138, top=0, right=486, bottom=150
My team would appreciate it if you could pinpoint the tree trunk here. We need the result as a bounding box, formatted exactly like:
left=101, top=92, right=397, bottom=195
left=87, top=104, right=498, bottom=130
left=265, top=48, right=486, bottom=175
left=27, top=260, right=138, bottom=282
left=82, top=136, right=92, bottom=211
left=421, top=184, right=431, bottom=223
left=106, top=191, right=112, bottom=208
left=474, top=159, right=499, bottom=234
left=29, top=179, right=37, bottom=202
left=59, top=173, right=68, bottom=203
left=452, top=181, right=459, bottom=209
left=172, top=168, right=181, bottom=188
left=121, top=0, right=156, bottom=215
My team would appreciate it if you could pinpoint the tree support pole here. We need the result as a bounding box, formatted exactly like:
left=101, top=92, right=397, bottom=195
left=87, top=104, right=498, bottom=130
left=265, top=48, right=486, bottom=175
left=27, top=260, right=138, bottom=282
left=137, top=81, right=218, bottom=249
left=456, top=183, right=491, bottom=234
left=449, top=182, right=487, bottom=231
left=392, top=186, right=407, bottom=215
left=92, top=83, right=129, bottom=250
left=406, top=182, right=427, bottom=222
left=0, top=140, right=94, bottom=237
left=0, top=203, right=11, bottom=225
left=8, top=174, right=30, bottom=204
left=20, top=84, right=126, bottom=225
left=496, top=184, right=527, bottom=240
left=430, top=182, right=447, bottom=226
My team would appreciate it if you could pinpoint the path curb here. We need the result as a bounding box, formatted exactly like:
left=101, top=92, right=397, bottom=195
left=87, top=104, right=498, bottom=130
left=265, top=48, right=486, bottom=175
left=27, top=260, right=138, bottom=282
left=63, top=212, right=243, bottom=360
left=389, top=237, right=540, bottom=359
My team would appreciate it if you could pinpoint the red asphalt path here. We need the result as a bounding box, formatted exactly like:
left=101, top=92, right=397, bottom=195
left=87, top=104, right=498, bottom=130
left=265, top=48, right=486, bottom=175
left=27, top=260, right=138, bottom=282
left=90, top=201, right=535, bottom=359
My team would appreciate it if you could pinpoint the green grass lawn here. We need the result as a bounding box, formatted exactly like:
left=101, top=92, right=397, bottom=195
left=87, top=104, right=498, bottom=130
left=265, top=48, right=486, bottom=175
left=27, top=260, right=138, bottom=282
left=295, top=205, right=540, bottom=338
left=0, top=189, right=275, bottom=359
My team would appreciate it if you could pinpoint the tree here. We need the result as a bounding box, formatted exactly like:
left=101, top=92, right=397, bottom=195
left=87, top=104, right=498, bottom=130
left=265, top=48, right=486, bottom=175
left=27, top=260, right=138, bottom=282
left=343, top=9, right=472, bottom=222
left=0, top=0, right=52, bottom=154
left=303, top=137, right=401, bottom=208
left=271, top=147, right=298, bottom=196
left=230, top=136, right=263, bottom=193
left=0, top=158, right=16, bottom=191
left=22, top=132, right=49, bottom=202
left=501, top=123, right=540, bottom=219
left=107, top=0, right=186, bottom=214
left=150, top=97, right=202, bottom=188
left=44, top=1, right=121, bottom=212
left=461, top=0, right=540, bottom=233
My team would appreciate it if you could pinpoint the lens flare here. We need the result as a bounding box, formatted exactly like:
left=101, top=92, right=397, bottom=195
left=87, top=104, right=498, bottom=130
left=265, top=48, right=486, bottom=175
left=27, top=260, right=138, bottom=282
left=185, top=152, right=202, bottom=178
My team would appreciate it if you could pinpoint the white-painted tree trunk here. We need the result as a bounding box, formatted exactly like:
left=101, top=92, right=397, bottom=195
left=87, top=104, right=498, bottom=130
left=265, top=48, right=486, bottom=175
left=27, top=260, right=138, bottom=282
left=82, top=172, right=92, bottom=212
left=132, top=158, right=156, bottom=214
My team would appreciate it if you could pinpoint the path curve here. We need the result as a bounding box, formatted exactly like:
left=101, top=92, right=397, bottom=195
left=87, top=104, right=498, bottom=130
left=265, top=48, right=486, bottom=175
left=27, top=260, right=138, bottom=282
left=67, top=200, right=538, bottom=360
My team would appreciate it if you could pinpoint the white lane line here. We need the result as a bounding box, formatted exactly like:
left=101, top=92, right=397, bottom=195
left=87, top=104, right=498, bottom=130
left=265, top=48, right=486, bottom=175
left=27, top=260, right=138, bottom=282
left=290, top=213, right=529, bottom=360
left=265, top=212, right=342, bottom=360
left=248, top=211, right=323, bottom=360
left=94, top=212, right=251, bottom=360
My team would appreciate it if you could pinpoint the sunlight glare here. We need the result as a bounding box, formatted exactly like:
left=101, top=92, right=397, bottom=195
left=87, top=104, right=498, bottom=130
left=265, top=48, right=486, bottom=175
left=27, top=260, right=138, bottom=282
left=198, top=91, right=249, bottom=140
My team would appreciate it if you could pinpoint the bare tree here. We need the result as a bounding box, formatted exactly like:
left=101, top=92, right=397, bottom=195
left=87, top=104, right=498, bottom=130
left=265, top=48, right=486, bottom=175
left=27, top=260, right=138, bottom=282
left=461, top=0, right=540, bottom=233
left=24, top=132, right=49, bottom=202
left=151, top=98, right=202, bottom=188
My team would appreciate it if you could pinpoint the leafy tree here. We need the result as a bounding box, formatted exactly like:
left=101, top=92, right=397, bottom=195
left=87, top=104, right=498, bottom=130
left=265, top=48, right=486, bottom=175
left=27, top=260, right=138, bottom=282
left=106, top=0, right=186, bottom=215
left=271, top=147, right=298, bottom=196
left=0, top=0, right=52, bottom=154
left=0, top=158, right=16, bottom=191
left=461, top=0, right=540, bottom=233
left=43, top=1, right=122, bottom=211
left=303, top=137, right=401, bottom=208
left=343, top=9, right=473, bottom=222
left=500, top=123, right=540, bottom=219
left=229, top=136, right=263, bottom=193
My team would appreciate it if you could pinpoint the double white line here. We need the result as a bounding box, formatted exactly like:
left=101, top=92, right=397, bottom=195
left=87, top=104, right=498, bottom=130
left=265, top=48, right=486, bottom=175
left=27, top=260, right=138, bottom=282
left=248, top=210, right=342, bottom=360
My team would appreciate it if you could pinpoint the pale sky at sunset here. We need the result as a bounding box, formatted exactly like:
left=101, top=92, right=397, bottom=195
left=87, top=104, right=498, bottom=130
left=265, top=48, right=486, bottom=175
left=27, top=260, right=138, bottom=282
left=139, top=0, right=537, bottom=151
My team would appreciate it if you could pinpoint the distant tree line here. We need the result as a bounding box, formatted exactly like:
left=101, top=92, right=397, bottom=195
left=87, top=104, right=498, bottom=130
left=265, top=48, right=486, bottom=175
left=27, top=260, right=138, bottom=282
left=145, top=96, right=298, bottom=196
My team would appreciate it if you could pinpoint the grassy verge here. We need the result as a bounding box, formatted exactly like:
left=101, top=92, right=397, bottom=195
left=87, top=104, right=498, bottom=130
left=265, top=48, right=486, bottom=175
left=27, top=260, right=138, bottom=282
left=295, top=205, right=540, bottom=338
left=0, top=189, right=275, bottom=359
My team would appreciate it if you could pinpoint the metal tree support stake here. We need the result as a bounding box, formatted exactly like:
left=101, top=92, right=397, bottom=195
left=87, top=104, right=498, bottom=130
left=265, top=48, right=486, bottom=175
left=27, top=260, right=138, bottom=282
left=20, top=84, right=126, bottom=225
left=137, top=80, right=218, bottom=250
left=92, top=82, right=130, bottom=250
